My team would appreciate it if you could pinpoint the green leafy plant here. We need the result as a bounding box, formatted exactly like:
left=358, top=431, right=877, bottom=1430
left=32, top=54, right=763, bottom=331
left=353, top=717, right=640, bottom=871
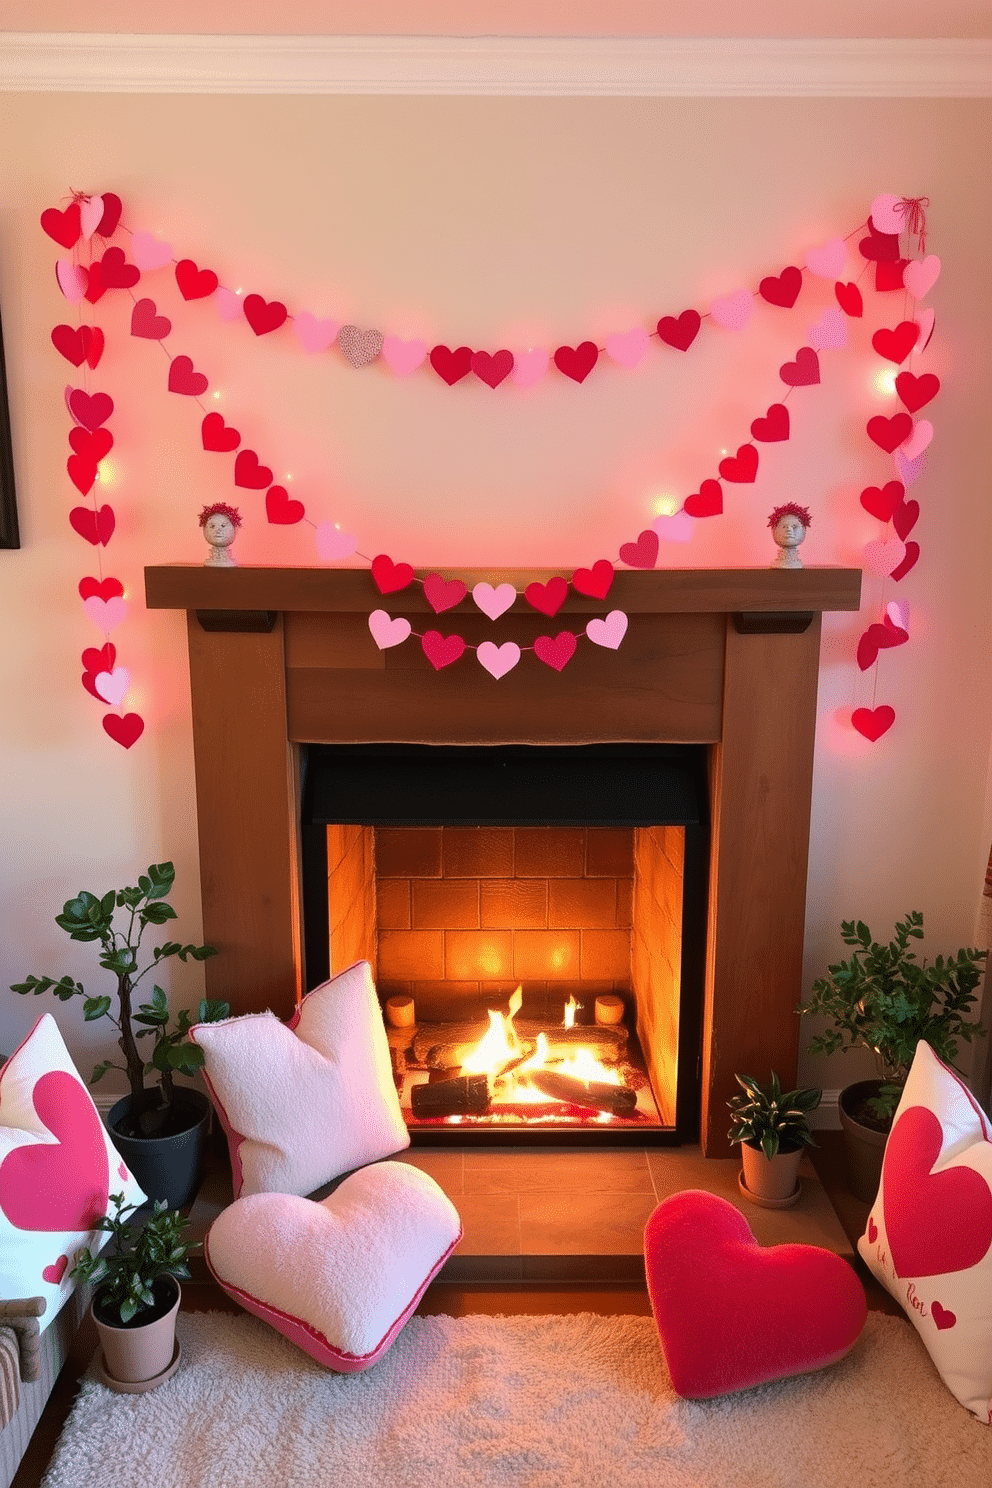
left=800, top=911, right=987, bottom=1123
left=11, top=862, right=228, bottom=1134
left=727, top=1071, right=821, bottom=1159
left=70, top=1192, right=198, bottom=1325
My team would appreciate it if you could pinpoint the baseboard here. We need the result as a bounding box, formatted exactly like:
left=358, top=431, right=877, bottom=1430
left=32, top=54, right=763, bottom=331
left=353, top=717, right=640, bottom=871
left=809, top=1089, right=842, bottom=1131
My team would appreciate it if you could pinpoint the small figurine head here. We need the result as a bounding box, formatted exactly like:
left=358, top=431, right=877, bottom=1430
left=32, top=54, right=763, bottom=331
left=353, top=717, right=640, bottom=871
left=199, top=502, right=241, bottom=566
left=768, top=503, right=811, bottom=569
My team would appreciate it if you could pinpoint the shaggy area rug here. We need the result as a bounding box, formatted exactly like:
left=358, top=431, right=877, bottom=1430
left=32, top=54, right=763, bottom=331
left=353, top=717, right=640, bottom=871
left=43, top=1310, right=992, bottom=1488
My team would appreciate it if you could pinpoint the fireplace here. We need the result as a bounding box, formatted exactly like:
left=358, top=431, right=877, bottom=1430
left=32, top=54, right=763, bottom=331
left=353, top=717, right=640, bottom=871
left=144, top=563, right=861, bottom=1156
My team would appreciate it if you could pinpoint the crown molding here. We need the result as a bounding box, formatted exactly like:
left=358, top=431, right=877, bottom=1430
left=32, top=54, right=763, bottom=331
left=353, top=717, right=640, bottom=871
left=0, top=33, right=990, bottom=96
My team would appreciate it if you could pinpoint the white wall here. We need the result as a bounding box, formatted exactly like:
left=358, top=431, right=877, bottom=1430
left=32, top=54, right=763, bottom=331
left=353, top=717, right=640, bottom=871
left=1, top=83, right=990, bottom=1104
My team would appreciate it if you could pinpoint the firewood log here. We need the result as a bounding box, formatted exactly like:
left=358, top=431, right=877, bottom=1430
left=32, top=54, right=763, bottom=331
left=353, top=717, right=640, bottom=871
left=409, top=1074, right=491, bottom=1118
left=524, top=1070, right=638, bottom=1117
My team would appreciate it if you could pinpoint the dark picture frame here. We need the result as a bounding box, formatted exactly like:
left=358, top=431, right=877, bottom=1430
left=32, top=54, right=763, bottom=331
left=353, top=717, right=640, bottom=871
left=0, top=300, right=19, bottom=549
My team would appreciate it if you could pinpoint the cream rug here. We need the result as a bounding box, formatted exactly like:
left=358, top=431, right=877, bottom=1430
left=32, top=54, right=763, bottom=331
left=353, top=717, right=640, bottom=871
left=43, top=1311, right=992, bottom=1488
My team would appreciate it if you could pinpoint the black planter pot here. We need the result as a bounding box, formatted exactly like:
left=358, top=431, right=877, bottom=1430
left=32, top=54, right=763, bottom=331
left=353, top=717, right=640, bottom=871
left=106, top=1089, right=211, bottom=1210
left=838, top=1080, right=893, bottom=1204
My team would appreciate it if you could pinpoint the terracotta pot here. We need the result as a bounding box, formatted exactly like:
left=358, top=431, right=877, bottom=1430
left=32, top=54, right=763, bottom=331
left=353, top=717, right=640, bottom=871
left=739, top=1141, right=803, bottom=1205
left=92, top=1275, right=181, bottom=1392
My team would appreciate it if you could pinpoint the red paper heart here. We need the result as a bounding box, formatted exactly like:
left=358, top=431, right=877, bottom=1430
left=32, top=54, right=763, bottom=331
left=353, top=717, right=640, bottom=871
left=779, top=347, right=820, bottom=387
left=429, top=345, right=473, bottom=385
left=67, top=454, right=97, bottom=495
left=201, top=412, right=241, bottom=452
left=524, top=576, right=569, bottom=616
left=130, top=298, right=171, bottom=339
left=41, top=202, right=81, bottom=248
left=859, top=480, right=903, bottom=523
left=835, top=281, right=864, bottom=317
left=175, top=258, right=219, bottom=300
left=371, top=554, right=415, bottom=594
left=533, top=631, right=577, bottom=672
left=718, top=444, right=758, bottom=483
left=82, top=326, right=104, bottom=369
left=875, top=260, right=908, bottom=292
left=102, top=712, right=144, bottom=748
left=69, top=505, right=114, bottom=546
left=890, top=540, right=920, bottom=581
left=750, top=403, right=789, bottom=442
left=69, top=427, right=113, bottom=463
left=83, top=260, right=105, bottom=304
left=893, top=498, right=920, bottom=540
left=67, top=388, right=113, bottom=431
left=234, top=450, right=273, bottom=489
left=78, top=577, right=122, bottom=602
left=571, top=559, right=614, bottom=599
left=931, top=1301, right=957, bottom=1331
left=857, top=622, right=909, bottom=670
left=82, top=642, right=116, bottom=673
left=553, top=342, right=599, bottom=383
left=758, top=266, right=802, bottom=308
left=265, top=486, right=305, bottom=524
left=81, top=671, right=104, bottom=701
left=244, top=294, right=288, bottom=336
left=859, top=226, right=900, bottom=262
left=883, top=1105, right=992, bottom=1278
left=656, top=310, right=701, bottom=352
left=851, top=705, right=896, bottom=741
left=872, top=321, right=920, bottom=366
left=683, top=480, right=723, bottom=518
left=471, top=350, right=514, bottom=388
left=0, top=1071, right=109, bottom=1231
left=423, top=574, right=468, bottom=613
left=618, top=530, right=659, bottom=569
left=98, top=246, right=140, bottom=289
left=895, top=371, right=940, bottom=413
left=168, top=355, right=208, bottom=396
left=51, top=324, right=88, bottom=366
left=95, top=193, right=123, bottom=237
left=421, top=631, right=466, bottom=670
left=42, top=1255, right=69, bottom=1285
left=867, top=413, right=913, bottom=453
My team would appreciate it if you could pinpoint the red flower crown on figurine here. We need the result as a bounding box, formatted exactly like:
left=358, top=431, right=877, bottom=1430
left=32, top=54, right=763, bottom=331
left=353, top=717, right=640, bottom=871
left=767, top=502, right=812, bottom=529
left=198, top=501, right=243, bottom=529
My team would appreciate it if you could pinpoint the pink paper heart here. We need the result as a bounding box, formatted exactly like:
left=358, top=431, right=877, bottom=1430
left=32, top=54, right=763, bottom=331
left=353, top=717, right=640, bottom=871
left=585, top=611, right=628, bottom=650
left=511, top=347, right=550, bottom=388
left=533, top=631, right=577, bottom=671
left=472, top=582, right=516, bottom=620
left=382, top=336, right=427, bottom=377
left=56, top=259, right=87, bottom=303
left=652, top=511, right=694, bottom=543
left=894, top=447, right=928, bottom=487
left=82, top=596, right=128, bottom=632
left=605, top=327, right=649, bottom=369
left=903, top=255, right=941, bottom=302
left=885, top=600, right=909, bottom=631
left=709, top=289, right=751, bottom=331
left=870, top=194, right=903, bottom=235
left=94, top=667, right=129, bottom=706
left=900, top=419, right=933, bottom=460
left=42, top=1255, right=69, bottom=1285
left=806, top=308, right=847, bottom=350
left=315, top=524, right=358, bottom=561
left=79, top=195, right=104, bottom=240
left=368, top=611, right=412, bottom=650
left=804, top=237, right=847, bottom=279
left=852, top=705, right=896, bottom=741
left=215, top=288, right=244, bottom=322
left=421, top=631, right=466, bottom=670
left=423, top=574, right=468, bottom=613
left=293, top=312, right=339, bottom=353
left=476, top=641, right=521, bottom=679
left=129, top=230, right=174, bottom=270
left=863, top=538, right=905, bottom=576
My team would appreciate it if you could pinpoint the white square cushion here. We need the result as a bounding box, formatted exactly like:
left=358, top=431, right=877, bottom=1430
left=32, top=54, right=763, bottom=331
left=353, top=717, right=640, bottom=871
left=189, top=961, right=409, bottom=1199
left=0, top=1014, right=146, bottom=1327
left=858, top=1040, right=992, bottom=1422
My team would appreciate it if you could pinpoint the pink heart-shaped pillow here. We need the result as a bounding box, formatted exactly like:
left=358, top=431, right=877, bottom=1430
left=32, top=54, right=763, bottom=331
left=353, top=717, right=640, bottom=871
left=645, top=1190, right=866, bottom=1398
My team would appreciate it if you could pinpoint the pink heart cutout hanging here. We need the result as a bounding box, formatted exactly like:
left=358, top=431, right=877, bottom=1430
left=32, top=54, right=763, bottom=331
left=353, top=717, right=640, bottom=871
left=894, top=447, right=928, bottom=487
left=315, top=525, right=358, bottom=561
left=870, top=193, right=903, bottom=234
left=294, top=313, right=340, bottom=354
left=55, top=259, right=87, bottom=303
left=476, top=641, right=521, bottom=679
left=472, top=582, right=516, bottom=621
left=653, top=511, right=693, bottom=543
left=94, top=667, right=130, bottom=706
left=533, top=632, right=577, bottom=671
left=368, top=611, right=412, bottom=650
left=851, top=705, right=896, bottom=741
left=900, top=420, right=933, bottom=461
left=605, top=327, right=649, bottom=369
left=421, top=631, right=466, bottom=670
left=129, top=231, right=174, bottom=271
left=510, top=348, right=550, bottom=388
left=382, top=337, right=427, bottom=377
left=903, top=255, right=941, bottom=301
left=215, top=288, right=243, bottom=322
left=82, top=596, right=128, bottom=632
left=79, top=195, right=105, bottom=240
left=806, top=308, right=847, bottom=351
left=423, top=574, right=468, bottom=613
left=804, top=237, right=847, bottom=278
left=863, top=538, right=905, bottom=576
left=585, top=611, right=628, bottom=650
left=709, top=290, right=752, bottom=331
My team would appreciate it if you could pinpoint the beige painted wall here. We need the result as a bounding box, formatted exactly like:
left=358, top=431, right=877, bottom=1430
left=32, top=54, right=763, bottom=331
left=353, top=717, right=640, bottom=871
left=1, top=89, right=990, bottom=1102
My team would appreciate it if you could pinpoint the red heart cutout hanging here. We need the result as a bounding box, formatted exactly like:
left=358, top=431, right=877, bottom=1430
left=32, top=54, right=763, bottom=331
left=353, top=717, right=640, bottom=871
left=683, top=479, right=723, bottom=518
left=244, top=294, right=288, bottom=336
left=893, top=498, right=920, bottom=539
left=533, top=632, right=577, bottom=671
left=201, top=412, right=241, bottom=452
left=81, top=671, right=104, bottom=701
left=79, top=576, right=123, bottom=602
left=102, top=712, right=144, bottom=748
left=67, top=388, right=113, bottom=431
left=421, top=631, right=466, bottom=670
left=779, top=347, right=820, bottom=387
left=883, top=1105, right=992, bottom=1278
left=168, top=355, right=208, bottom=396
left=130, top=298, right=171, bottom=340
left=834, top=281, right=863, bottom=317
left=371, top=554, right=415, bottom=594
left=429, top=345, right=473, bottom=385
left=890, top=540, right=920, bottom=581
left=750, top=403, right=790, bottom=442
left=175, top=258, right=219, bottom=300
left=859, top=226, right=900, bottom=262
left=95, top=193, right=123, bottom=237
left=571, top=559, right=614, bottom=599
left=618, top=529, right=659, bottom=569
left=234, top=450, right=273, bottom=489
left=423, top=574, right=468, bottom=613
left=82, top=642, right=116, bottom=673
left=656, top=310, right=701, bottom=351
left=41, top=202, right=81, bottom=248
left=553, top=342, right=599, bottom=383
left=51, top=324, right=89, bottom=366
left=875, top=260, right=908, bottom=292
left=857, top=622, right=909, bottom=670
left=69, top=504, right=115, bottom=546
left=895, top=371, right=940, bottom=413
left=265, top=486, right=305, bottom=524
left=872, top=321, right=920, bottom=365
left=471, top=350, right=514, bottom=388
left=69, top=427, right=113, bottom=463
left=98, top=246, right=140, bottom=290
left=83, top=260, right=106, bottom=304
left=758, top=266, right=802, bottom=308
left=524, top=576, right=569, bottom=616
left=851, top=705, right=895, bottom=741
left=860, top=481, right=904, bottom=523
left=67, top=454, right=97, bottom=495
left=867, top=413, right=913, bottom=453
left=718, top=444, right=758, bottom=483
left=81, top=326, right=104, bottom=370
left=0, top=1071, right=109, bottom=1232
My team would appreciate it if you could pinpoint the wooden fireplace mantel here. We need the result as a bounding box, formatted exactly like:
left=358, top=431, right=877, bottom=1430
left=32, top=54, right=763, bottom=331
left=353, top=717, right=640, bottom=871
left=146, top=563, right=861, bottom=1155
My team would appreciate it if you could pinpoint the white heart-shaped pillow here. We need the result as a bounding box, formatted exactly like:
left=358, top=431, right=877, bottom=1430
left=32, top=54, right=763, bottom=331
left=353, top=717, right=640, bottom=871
left=204, top=1161, right=461, bottom=1370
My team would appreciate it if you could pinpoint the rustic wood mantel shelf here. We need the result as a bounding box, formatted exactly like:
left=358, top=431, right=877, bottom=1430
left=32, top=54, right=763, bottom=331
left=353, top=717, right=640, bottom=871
left=146, top=563, right=861, bottom=1156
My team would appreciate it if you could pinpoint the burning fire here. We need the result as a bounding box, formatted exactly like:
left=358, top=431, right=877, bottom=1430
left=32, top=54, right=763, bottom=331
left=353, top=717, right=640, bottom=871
left=459, top=987, right=622, bottom=1107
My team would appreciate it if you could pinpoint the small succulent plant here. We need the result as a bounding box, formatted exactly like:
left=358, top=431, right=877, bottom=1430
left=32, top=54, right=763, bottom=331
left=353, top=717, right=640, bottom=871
left=727, top=1071, right=821, bottom=1159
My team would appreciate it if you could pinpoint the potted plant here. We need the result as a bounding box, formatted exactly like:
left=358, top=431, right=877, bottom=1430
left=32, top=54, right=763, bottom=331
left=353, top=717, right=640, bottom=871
left=70, top=1191, right=197, bottom=1393
left=11, top=861, right=229, bottom=1207
left=800, top=911, right=987, bottom=1201
left=728, top=1070, right=821, bottom=1208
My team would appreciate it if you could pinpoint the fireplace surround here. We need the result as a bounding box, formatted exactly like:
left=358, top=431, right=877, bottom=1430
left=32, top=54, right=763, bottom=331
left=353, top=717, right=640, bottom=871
left=145, top=563, right=861, bottom=1155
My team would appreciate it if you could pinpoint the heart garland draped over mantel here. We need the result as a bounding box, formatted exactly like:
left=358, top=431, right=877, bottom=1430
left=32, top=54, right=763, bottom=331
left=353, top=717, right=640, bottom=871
left=43, top=189, right=938, bottom=747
